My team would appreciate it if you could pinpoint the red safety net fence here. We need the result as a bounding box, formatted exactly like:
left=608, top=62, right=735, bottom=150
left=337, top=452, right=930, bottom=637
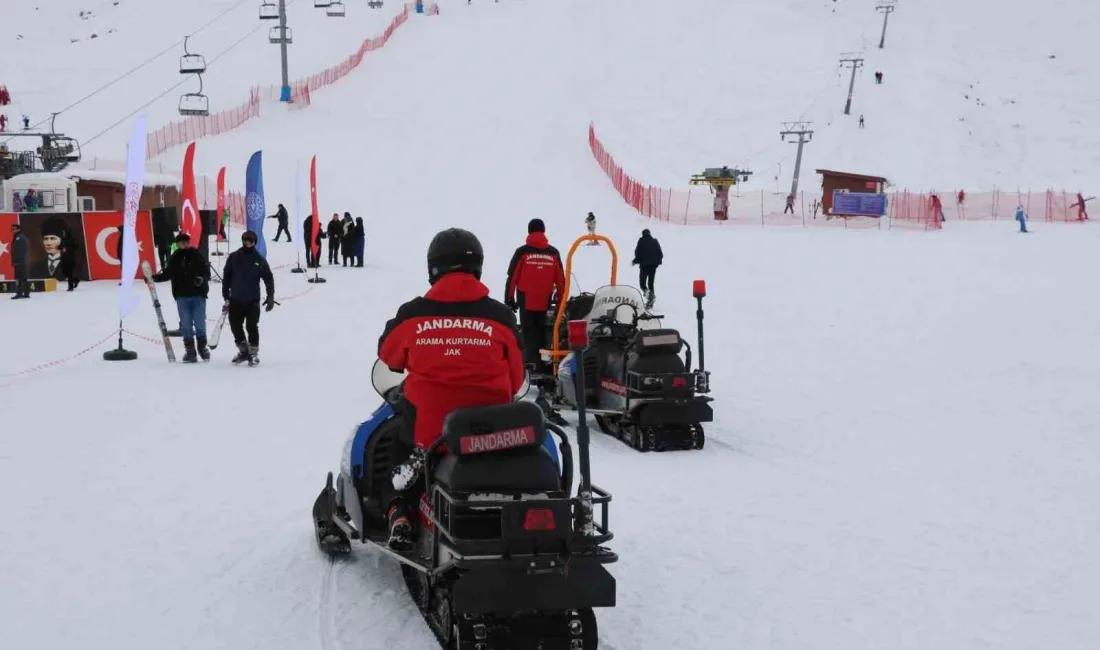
left=146, top=5, right=412, bottom=159
left=589, top=124, right=1094, bottom=231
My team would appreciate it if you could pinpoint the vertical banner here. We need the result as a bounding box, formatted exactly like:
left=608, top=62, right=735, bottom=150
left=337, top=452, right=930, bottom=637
left=245, top=151, right=267, bottom=258
left=180, top=142, right=201, bottom=245
left=119, top=116, right=147, bottom=319
left=310, top=155, right=321, bottom=262
left=215, top=166, right=226, bottom=242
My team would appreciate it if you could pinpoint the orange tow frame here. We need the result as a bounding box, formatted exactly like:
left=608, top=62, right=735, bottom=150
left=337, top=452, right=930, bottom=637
left=541, top=234, right=618, bottom=374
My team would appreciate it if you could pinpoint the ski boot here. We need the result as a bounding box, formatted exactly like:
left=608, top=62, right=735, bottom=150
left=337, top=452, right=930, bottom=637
left=231, top=342, right=250, bottom=365
left=248, top=345, right=260, bottom=367
left=197, top=335, right=210, bottom=362
left=645, top=290, right=655, bottom=310
left=386, top=505, right=414, bottom=552
left=391, top=447, right=427, bottom=491
left=182, top=337, right=198, bottom=363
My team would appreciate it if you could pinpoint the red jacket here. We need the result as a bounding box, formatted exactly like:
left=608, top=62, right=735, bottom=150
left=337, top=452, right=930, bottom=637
left=504, top=233, right=565, bottom=312
left=378, top=272, right=526, bottom=449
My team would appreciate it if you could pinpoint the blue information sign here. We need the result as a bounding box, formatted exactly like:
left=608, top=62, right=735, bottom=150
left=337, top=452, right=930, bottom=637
left=832, top=191, right=887, bottom=217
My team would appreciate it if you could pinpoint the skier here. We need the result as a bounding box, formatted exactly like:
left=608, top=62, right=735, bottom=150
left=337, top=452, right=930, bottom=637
left=0, top=114, right=6, bottom=132
left=22, top=115, right=29, bottom=130
left=1071, top=192, right=1090, bottom=221
left=377, top=228, right=525, bottom=549
left=632, top=229, right=663, bottom=307
left=9, top=222, right=29, bottom=299
left=859, top=114, right=865, bottom=129
left=326, top=213, right=342, bottom=264
left=585, top=212, right=596, bottom=235
left=504, top=218, right=565, bottom=374
left=784, top=194, right=795, bottom=214
left=353, top=216, right=366, bottom=267
left=222, top=231, right=275, bottom=366
left=152, top=232, right=211, bottom=362
left=875, top=71, right=883, bottom=84
left=1015, top=204, right=1028, bottom=233
left=269, top=203, right=291, bottom=242
left=931, top=194, right=945, bottom=222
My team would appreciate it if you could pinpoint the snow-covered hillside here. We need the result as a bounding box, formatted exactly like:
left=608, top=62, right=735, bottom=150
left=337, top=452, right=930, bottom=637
left=3, top=1, right=1099, bottom=650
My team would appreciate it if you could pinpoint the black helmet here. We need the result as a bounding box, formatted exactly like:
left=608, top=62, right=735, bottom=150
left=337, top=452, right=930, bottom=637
left=427, top=228, right=483, bottom=284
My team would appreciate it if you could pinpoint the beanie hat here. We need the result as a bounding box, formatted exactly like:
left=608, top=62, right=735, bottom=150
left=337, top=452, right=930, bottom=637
left=527, top=218, right=545, bottom=234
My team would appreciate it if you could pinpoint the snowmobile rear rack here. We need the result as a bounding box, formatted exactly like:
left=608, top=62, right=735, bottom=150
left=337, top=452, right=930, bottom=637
left=542, top=233, right=618, bottom=374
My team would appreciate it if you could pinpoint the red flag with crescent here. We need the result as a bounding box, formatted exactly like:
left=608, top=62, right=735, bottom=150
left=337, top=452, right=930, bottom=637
left=215, top=166, right=226, bottom=242
left=180, top=142, right=201, bottom=245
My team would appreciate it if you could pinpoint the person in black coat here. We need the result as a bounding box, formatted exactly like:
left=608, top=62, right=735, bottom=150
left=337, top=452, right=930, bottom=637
left=222, top=230, right=275, bottom=365
left=269, top=203, right=291, bottom=242
left=340, top=213, right=354, bottom=266
left=353, top=216, right=365, bottom=267
left=302, top=214, right=327, bottom=268
left=631, top=229, right=663, bottom=300
left=9, top=223, right=30, bottom=299
left=152, top=232, right=210, bottom=362
left=60, top=225, right=81, bottom=291
left=325, top=213, right=343, bottom=265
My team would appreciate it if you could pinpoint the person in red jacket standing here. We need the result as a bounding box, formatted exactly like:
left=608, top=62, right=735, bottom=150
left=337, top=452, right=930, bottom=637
left=504, top=218, right=565, bottom=374
left=377, top=228, right=525, bottom=549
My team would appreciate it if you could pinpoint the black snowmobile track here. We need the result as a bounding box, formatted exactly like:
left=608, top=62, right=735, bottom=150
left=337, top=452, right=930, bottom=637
left=598, top=416, right=705, bottom=452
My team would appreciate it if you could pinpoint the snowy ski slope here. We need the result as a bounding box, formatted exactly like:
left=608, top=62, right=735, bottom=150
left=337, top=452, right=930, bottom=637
left=3, top=1, right=1100, bottom=649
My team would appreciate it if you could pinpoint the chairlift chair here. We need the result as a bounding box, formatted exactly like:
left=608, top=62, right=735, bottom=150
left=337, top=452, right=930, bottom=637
left=179, top=74, right=210, bottom=116
left=326, top=1, right=346, bottom=17
left=313, top=0, right=332, bottom=7
left=367, top=1, right=383, bottom=8
left=268, top=26, right=292, bottom=44
left=259, top=1, right=279, bottom=19
left=179, top=36, right=207, bottom=75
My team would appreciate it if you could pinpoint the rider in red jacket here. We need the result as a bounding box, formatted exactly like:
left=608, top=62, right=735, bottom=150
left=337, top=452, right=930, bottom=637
left=377, top=228, right=525, bottom=549
left=504, top=219, right=565, bottom=372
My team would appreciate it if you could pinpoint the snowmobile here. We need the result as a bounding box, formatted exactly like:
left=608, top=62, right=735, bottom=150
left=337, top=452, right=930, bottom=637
left=536, top=234, right=713, bottom=452
left=313, top=358, right=617, bottom=649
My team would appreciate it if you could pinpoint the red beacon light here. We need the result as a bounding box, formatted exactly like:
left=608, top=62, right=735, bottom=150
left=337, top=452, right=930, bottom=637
left=693, top=280, right=707, bottom=298
left=567, top=319, right=588, bottom=349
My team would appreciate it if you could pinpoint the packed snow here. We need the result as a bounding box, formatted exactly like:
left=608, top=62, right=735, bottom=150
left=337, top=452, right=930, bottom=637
left=3, top=1, right=1099, bottom=649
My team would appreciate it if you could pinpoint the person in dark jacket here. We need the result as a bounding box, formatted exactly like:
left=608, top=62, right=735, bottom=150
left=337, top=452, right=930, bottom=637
left=60, top=225, right=81, bottom=291
left=377, top=228, right=525, bottom=550
left=153, top=232, right=211, bottom=362
left=353, top=216, right=365, bottom=267
left=340, top=213, right=355, bottom=266
left=504, top=218, right=565, bottom=373
left=115, top=224, right=124, bottom=262
left=9, top=223, right=30, bottom=299
left=632, top=229, right=663, bottom=302
left=326, top=214, right=343, bottom=265
left=302, top=214, right=326, bottom=268
left=222, top=231, right=275, bottom=366
left=268, top=203, right=291, bottom=242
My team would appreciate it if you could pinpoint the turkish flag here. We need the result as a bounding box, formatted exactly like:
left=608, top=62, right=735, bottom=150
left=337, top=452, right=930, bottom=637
left=0, top=212, right=17, bottom=280
left=83, top=210, right=156, bottom=280
left=180, top=142, right=201, bottom=245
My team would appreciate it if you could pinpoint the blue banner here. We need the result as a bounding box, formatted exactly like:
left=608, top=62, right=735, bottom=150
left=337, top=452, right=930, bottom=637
left=832, top=191, right=887, bottom=217
left=245, top=151, right=267, bottom=258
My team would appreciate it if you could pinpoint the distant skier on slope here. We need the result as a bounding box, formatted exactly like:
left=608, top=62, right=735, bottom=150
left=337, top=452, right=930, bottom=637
left=1015, top=205, right=1028, bottom=233
left=1070, top=192, right=1091, bottom=221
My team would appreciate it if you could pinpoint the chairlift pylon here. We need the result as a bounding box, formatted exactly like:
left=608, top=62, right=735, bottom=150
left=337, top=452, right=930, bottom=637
left=179, top=36, right=207, bottom=75
left=179, top=74, right=210, bottom=116
left=268, top=26, right=293, bottom=44
left=326, top=1, right=346, bottom=17
left=259, top=1, right=279, bottom=20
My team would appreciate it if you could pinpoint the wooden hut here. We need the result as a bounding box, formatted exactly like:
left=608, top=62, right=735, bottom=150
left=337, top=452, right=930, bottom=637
left=815, top=169, right=888, bottom=215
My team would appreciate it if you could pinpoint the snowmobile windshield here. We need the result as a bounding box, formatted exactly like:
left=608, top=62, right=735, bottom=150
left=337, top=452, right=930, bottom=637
left=370, top=358, right=531, bottom=401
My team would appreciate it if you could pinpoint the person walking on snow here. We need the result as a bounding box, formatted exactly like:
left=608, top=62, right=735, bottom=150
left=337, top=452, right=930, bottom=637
left=504, top=218, right=565, bottom=374
left=269, top=203, right=291, bottom=242
left=632, top=229, right=663, bottom=306
left=1015, top=205, right=1028, bottom=233
left=222, top=231, right=275, bottom=366
left=858, top=114, right=865, bottom=128
left=1071, top=192, right=1091, bottom=221
left=784, top=194, right=795, bottom=214
left=326, top=213, right=343, bottom=265
left=152, top=232, right=211, bottom=362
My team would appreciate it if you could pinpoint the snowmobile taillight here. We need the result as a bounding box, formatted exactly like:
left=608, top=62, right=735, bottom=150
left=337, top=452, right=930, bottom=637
left=693, top=279, right=707, bottom=298
left=523, top=507, right=556, bottom=531
left=567, top=319, right=588, bottom=349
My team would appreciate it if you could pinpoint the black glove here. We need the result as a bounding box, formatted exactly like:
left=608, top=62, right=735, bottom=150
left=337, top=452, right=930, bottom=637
left=505, top=298, right=517, bottom=311
left=264, top=297, right=275, bottom=312
left=631, top=260, right=638, bottom=266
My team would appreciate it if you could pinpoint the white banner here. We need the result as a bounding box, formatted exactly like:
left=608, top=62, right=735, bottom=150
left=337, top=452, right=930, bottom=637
left=118, top=116, right=147, bottom=320
left=295, top=159, right=304, bottom=258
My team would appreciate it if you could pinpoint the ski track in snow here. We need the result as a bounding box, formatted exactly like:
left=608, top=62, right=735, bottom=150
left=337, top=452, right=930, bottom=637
left=3, top=1, right=1100, bottom=649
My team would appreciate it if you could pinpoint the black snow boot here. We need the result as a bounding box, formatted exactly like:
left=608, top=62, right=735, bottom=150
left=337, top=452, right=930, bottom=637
left=387, top=505, right=414, bottom=552
left=247, top=344, right=260, bottom=367
left=231, top=342, right=250, bottom=364
left=197, top=334, right=210, bottom=361
left=182, top=337, right=198, bottom=363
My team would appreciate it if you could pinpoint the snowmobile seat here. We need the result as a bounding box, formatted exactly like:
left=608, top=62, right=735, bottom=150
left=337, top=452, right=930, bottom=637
left=434, top=402, right=562, bottom=494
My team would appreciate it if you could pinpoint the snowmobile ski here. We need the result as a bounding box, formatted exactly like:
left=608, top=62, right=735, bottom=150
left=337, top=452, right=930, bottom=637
left=141, top=261, right=176, bottom=363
